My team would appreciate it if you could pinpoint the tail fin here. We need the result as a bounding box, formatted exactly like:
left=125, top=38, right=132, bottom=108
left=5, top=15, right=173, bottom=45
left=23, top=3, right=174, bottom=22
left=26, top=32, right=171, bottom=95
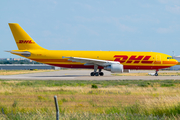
left=9, top=23, right=45, bottom=50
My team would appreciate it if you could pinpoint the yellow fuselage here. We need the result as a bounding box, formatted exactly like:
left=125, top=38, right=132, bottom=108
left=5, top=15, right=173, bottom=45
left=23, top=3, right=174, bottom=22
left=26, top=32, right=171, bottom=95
left=12, top=50, right=178, bottom=70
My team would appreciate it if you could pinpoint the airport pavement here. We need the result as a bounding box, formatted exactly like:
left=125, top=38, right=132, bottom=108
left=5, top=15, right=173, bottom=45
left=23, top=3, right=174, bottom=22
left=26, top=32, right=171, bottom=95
left=0, top=70, right=180, bottom=80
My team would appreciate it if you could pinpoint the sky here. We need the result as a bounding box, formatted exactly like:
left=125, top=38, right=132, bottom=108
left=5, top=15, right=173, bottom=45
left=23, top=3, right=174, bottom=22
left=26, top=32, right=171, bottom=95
left=1, top=0, right=180, bottom=58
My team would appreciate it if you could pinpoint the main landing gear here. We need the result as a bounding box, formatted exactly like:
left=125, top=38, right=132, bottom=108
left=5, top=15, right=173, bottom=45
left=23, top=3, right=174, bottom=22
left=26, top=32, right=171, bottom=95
left=155, top=70, right=158, bottom=76
left=90, top=65, right=104, bottom=76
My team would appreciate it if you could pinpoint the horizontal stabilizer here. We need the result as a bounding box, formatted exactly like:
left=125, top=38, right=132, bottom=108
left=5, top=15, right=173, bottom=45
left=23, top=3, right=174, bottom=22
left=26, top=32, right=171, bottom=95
left=5, top=51, right=31, bottom=57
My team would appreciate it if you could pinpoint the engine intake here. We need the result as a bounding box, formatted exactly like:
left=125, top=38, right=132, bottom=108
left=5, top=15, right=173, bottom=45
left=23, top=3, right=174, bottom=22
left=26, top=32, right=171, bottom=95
left=104, top=63, right=123, bottom=73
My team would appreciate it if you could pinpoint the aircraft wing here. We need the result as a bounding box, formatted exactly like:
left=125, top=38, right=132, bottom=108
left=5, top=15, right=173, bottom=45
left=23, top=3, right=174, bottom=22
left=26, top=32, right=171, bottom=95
left=62, top=56, right=120, bottom=67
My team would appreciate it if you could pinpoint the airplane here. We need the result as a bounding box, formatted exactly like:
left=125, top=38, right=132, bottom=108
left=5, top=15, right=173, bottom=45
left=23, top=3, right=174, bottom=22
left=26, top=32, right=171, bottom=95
left=7, top=23, right=178, bottom=76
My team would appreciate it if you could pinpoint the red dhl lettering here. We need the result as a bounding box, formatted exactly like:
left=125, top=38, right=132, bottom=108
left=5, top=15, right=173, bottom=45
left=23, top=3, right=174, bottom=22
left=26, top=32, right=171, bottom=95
left=17, top=40, right=35, bottom=44
left=114, top=55, right=153, bottom=64
left=114, top=55, right=128, bottom=63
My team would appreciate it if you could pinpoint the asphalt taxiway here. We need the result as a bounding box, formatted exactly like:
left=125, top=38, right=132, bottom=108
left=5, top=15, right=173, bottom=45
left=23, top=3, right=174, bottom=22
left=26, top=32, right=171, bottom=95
left=0, top=70, right=180, bottom=80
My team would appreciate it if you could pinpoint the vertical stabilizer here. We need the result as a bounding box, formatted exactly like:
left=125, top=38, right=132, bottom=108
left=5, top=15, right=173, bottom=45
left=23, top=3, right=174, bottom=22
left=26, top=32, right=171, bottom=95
left=9, top=23, right=45, bottom=50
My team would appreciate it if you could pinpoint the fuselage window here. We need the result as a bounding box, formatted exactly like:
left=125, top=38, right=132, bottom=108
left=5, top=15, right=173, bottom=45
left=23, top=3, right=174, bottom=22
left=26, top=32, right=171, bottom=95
left=167, top=57, right=173, bottom=59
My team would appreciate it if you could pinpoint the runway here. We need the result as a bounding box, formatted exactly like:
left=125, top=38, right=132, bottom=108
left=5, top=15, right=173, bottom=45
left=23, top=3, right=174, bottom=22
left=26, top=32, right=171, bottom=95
left=0, top=70, right=180, bottom=80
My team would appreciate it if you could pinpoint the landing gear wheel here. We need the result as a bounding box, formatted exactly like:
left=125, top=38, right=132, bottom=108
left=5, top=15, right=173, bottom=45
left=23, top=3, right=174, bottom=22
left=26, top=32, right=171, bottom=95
left=99, top=72, right=104, bottom=76
left=90, top=66, right=104, bottom=76
left=155, top=73, right=158, bottom=76
left=90, top=72, right=95, bottom=76
left=95, top=72, right=99, bottom=76
left=155, top=70, right=158, bottom=76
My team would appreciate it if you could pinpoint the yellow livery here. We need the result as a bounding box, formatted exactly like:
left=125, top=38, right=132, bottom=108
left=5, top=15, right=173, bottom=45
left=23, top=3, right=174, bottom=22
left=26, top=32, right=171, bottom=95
left=7, top=23, right=178, bottom=76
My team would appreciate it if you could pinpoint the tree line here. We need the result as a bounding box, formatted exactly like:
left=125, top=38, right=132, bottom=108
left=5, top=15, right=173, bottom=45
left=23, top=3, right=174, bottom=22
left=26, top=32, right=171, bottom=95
left=0, top=60, right=41, bottom=64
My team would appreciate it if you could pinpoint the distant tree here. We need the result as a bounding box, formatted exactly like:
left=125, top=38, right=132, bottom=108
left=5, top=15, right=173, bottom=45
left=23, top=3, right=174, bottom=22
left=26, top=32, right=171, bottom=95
left=4, top=61, right=12, bottom=64
left=0, top=59, right=41, bottom=64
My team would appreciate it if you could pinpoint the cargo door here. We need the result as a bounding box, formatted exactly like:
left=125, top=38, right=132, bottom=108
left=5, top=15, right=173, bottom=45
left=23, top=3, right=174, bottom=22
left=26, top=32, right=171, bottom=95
left=155, top=55, right=161, bottom=64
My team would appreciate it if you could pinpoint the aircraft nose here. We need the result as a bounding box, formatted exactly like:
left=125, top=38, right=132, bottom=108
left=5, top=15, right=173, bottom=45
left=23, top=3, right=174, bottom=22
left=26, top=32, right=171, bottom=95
left=175, top=60, right=178, bottom=65
left=172, top=59, right=179, bottom=65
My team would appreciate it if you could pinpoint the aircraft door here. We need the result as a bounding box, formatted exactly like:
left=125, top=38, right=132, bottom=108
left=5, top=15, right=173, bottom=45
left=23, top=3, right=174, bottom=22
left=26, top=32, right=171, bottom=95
left=156, top=55, right=161, bottom=64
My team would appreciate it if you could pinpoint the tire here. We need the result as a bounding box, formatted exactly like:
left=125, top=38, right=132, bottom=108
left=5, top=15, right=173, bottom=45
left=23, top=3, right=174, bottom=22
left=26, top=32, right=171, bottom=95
left=95, top=72, right=99, bottom=76
left=155, top=73, right=158, bottom=76
left=99, top=72, right=104, bottom=76
left=90, top=72, right=95, bottom=76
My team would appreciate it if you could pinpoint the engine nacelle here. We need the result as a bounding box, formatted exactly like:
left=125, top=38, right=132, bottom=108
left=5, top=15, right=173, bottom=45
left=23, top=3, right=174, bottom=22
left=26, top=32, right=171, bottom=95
left=104, top=63, right=123, bottom=73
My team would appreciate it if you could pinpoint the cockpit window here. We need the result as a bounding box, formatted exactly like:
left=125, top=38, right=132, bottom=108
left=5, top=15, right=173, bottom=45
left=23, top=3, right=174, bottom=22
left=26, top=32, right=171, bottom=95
left=167, top=57, right=173, bottom=59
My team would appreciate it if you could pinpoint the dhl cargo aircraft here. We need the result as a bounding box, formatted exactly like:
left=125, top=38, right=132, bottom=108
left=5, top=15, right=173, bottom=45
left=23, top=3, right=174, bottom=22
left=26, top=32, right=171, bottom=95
left=7, top=23, right=178, bottom=76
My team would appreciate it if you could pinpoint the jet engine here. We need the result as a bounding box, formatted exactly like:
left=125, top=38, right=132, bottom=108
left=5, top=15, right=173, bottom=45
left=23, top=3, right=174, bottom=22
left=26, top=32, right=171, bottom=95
left=104, top=63, right=123, bottom=73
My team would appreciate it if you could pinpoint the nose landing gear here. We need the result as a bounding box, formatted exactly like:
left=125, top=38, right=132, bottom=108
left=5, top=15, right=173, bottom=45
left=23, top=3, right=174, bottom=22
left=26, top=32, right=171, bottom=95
left=155, top=70, right=158, bottom=76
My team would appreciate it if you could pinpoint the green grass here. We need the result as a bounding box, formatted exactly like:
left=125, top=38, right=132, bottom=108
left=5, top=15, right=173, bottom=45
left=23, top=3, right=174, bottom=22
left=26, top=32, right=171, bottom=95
left=1, top=103, right=180, bottom=119
left=0, top=112, right=172, bottom=120
left=0, top=79, right=178, bottom=87
left=91, top=84, right=98, bottom=88
left=1, top=80, right=180, bottom=119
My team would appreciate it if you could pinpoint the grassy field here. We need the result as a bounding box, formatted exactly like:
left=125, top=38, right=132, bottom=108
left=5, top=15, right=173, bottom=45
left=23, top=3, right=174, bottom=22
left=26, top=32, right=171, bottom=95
left=0, top=69, right=56, bottom=75
left=1, top=80, right=180, bottom=119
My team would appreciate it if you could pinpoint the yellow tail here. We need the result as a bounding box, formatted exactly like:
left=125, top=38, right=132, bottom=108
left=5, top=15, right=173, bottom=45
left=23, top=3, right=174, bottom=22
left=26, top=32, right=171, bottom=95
left=9, top=23, right=45, bottom=50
